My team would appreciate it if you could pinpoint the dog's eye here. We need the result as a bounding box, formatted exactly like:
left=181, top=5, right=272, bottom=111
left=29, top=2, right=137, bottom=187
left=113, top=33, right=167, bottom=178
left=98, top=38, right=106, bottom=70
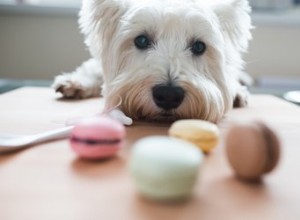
left=190, top=41, right=206, bottom=56
left=134, top=35, right=151, bottom=50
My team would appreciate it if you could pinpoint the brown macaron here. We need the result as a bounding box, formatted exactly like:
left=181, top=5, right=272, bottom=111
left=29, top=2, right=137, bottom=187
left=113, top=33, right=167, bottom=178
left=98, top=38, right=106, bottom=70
left=226, top=121, right=281, bottom=182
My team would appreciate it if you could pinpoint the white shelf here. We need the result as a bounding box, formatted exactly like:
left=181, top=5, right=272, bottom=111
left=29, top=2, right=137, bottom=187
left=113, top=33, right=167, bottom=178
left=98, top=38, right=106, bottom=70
left=252, top=7, right=300, bottom=27
left=1, top=2, right=300, bottom=27
left=0, top=2, right=79, bottom=16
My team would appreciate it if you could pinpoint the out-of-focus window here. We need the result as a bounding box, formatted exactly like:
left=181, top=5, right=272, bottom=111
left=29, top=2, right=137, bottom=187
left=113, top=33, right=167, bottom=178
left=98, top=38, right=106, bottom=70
left=0, top=0, right=81, bottom=6
left=250, top=0, right=298, bottom=10
left=0, top=0, right=14, bottom=3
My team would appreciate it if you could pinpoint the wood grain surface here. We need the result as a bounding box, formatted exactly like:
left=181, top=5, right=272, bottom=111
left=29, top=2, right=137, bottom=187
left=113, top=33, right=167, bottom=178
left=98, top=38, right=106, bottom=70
left=0, top=87, right=299, bottom=220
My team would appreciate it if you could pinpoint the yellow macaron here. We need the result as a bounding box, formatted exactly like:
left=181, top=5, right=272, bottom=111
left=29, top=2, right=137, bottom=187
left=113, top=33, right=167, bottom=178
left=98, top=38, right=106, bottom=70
left=169, top=119, right=220, bottom=153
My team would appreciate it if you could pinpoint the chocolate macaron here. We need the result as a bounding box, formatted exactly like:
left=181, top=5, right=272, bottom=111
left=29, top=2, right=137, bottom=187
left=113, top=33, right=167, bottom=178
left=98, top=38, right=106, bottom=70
left=226, top=121, right=281, bottom=181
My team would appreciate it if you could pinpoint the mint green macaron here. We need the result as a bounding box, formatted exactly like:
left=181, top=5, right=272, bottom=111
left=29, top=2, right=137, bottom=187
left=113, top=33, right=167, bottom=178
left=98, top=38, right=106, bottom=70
left=129, top=136, right=203, bottom=201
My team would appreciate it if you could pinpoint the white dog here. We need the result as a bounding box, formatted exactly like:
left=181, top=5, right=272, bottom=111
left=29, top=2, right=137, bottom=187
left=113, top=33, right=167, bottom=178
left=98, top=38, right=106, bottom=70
left=53, top=0, right=252, bottom=125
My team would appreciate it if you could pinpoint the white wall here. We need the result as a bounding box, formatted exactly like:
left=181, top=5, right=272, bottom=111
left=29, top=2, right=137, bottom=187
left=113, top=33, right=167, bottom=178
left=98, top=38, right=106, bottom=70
left=0, top=12, right=89, bottom=80
left=246, top=25, right=300, bottom=79
left=0, top=7, right=299, bottom=81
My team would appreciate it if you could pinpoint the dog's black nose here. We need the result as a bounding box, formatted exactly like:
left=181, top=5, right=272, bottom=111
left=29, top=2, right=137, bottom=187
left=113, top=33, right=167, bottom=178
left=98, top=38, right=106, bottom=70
left=152, top=85, right=185, bottom=110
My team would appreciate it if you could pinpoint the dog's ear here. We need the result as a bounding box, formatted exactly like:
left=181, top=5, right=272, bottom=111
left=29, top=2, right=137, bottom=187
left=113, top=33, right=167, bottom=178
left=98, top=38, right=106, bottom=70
left=213, top=0, right=253, bottom=53
left=79, top=0, right=128, bottom=47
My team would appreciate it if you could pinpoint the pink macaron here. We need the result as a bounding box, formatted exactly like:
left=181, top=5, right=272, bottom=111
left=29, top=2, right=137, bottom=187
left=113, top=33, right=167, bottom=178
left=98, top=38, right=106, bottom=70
left=70, top=116, right=126, bottom=159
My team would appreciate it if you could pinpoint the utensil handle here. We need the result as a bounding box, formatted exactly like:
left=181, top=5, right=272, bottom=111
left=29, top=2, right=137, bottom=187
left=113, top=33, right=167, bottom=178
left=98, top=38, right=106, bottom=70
left=31, top=126, right=74, bottom=144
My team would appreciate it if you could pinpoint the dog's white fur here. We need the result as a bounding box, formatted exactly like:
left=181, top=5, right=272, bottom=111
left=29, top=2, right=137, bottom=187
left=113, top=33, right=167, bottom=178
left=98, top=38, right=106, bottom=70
left=53, top=0, right=252, bottom=125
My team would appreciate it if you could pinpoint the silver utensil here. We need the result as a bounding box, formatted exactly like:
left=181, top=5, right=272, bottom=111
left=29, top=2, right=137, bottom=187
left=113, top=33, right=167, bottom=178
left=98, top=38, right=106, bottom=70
left=284, top=91, right=300, bottom=104
left=0, top=126, right=73, bottom=154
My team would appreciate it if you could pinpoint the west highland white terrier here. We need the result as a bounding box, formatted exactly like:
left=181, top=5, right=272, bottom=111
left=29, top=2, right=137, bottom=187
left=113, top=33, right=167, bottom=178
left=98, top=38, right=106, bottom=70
left=53, top=0, right=253, bottom=125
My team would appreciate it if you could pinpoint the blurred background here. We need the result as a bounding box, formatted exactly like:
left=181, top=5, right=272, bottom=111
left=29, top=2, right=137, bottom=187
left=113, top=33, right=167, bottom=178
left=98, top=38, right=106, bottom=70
left=0, top=0, right=299, bottom=100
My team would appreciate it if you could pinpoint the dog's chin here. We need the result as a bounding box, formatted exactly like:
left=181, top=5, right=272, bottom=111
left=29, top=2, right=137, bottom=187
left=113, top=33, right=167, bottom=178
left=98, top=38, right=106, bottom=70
left=149, top=113, right=177, bottom=122
left=133, top=110, right=180, bottom=123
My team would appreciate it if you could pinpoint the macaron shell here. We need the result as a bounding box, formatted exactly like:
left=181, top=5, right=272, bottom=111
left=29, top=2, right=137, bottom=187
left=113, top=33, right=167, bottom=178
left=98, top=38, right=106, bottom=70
left=72, top=117, right=125, bottom=141
left=132, top=174, right=198, bottom=201
left=191, top=138, right=219, bottom=153
left=169, top=120, right=219, bottom=139
left=130, top=137, right=202, bottom=178
left=226, top=123, right=269, bottom=180
left=71, top=141, right=122, bottom=159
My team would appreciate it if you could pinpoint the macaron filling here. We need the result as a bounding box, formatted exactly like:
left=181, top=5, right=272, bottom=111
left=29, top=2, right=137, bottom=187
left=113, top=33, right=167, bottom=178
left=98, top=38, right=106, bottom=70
left=259, top=123, right=280, bottom=173
left=71, top=136, right=121, bottom=146
left=172, top=134, right=217, bottom=143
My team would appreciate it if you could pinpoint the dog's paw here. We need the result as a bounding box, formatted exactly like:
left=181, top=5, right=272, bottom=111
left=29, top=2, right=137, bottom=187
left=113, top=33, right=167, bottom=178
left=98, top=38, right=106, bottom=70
left=107, top=109, right=133, bottom=126
left=53, top=74, right=93, bottom=99
left=234, top=86, right=250, bottom=108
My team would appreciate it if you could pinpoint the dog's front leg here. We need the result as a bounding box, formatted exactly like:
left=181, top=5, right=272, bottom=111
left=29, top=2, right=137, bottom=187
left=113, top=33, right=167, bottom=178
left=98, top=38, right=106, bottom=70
left=107, top=109, right=133, bottom=126
left=233, top=83, right=250, bottom=108
left=52, top=58, right=103, bottom=99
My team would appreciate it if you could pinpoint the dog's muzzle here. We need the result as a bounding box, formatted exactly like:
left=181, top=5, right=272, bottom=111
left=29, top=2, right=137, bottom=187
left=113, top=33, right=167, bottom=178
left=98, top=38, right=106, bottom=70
left=152, top=84, right=185, bottom=111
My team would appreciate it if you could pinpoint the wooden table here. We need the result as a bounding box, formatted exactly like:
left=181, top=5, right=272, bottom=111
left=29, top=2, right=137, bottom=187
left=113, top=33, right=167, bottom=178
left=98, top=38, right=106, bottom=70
left=0, top=87, right=300, bottom=220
